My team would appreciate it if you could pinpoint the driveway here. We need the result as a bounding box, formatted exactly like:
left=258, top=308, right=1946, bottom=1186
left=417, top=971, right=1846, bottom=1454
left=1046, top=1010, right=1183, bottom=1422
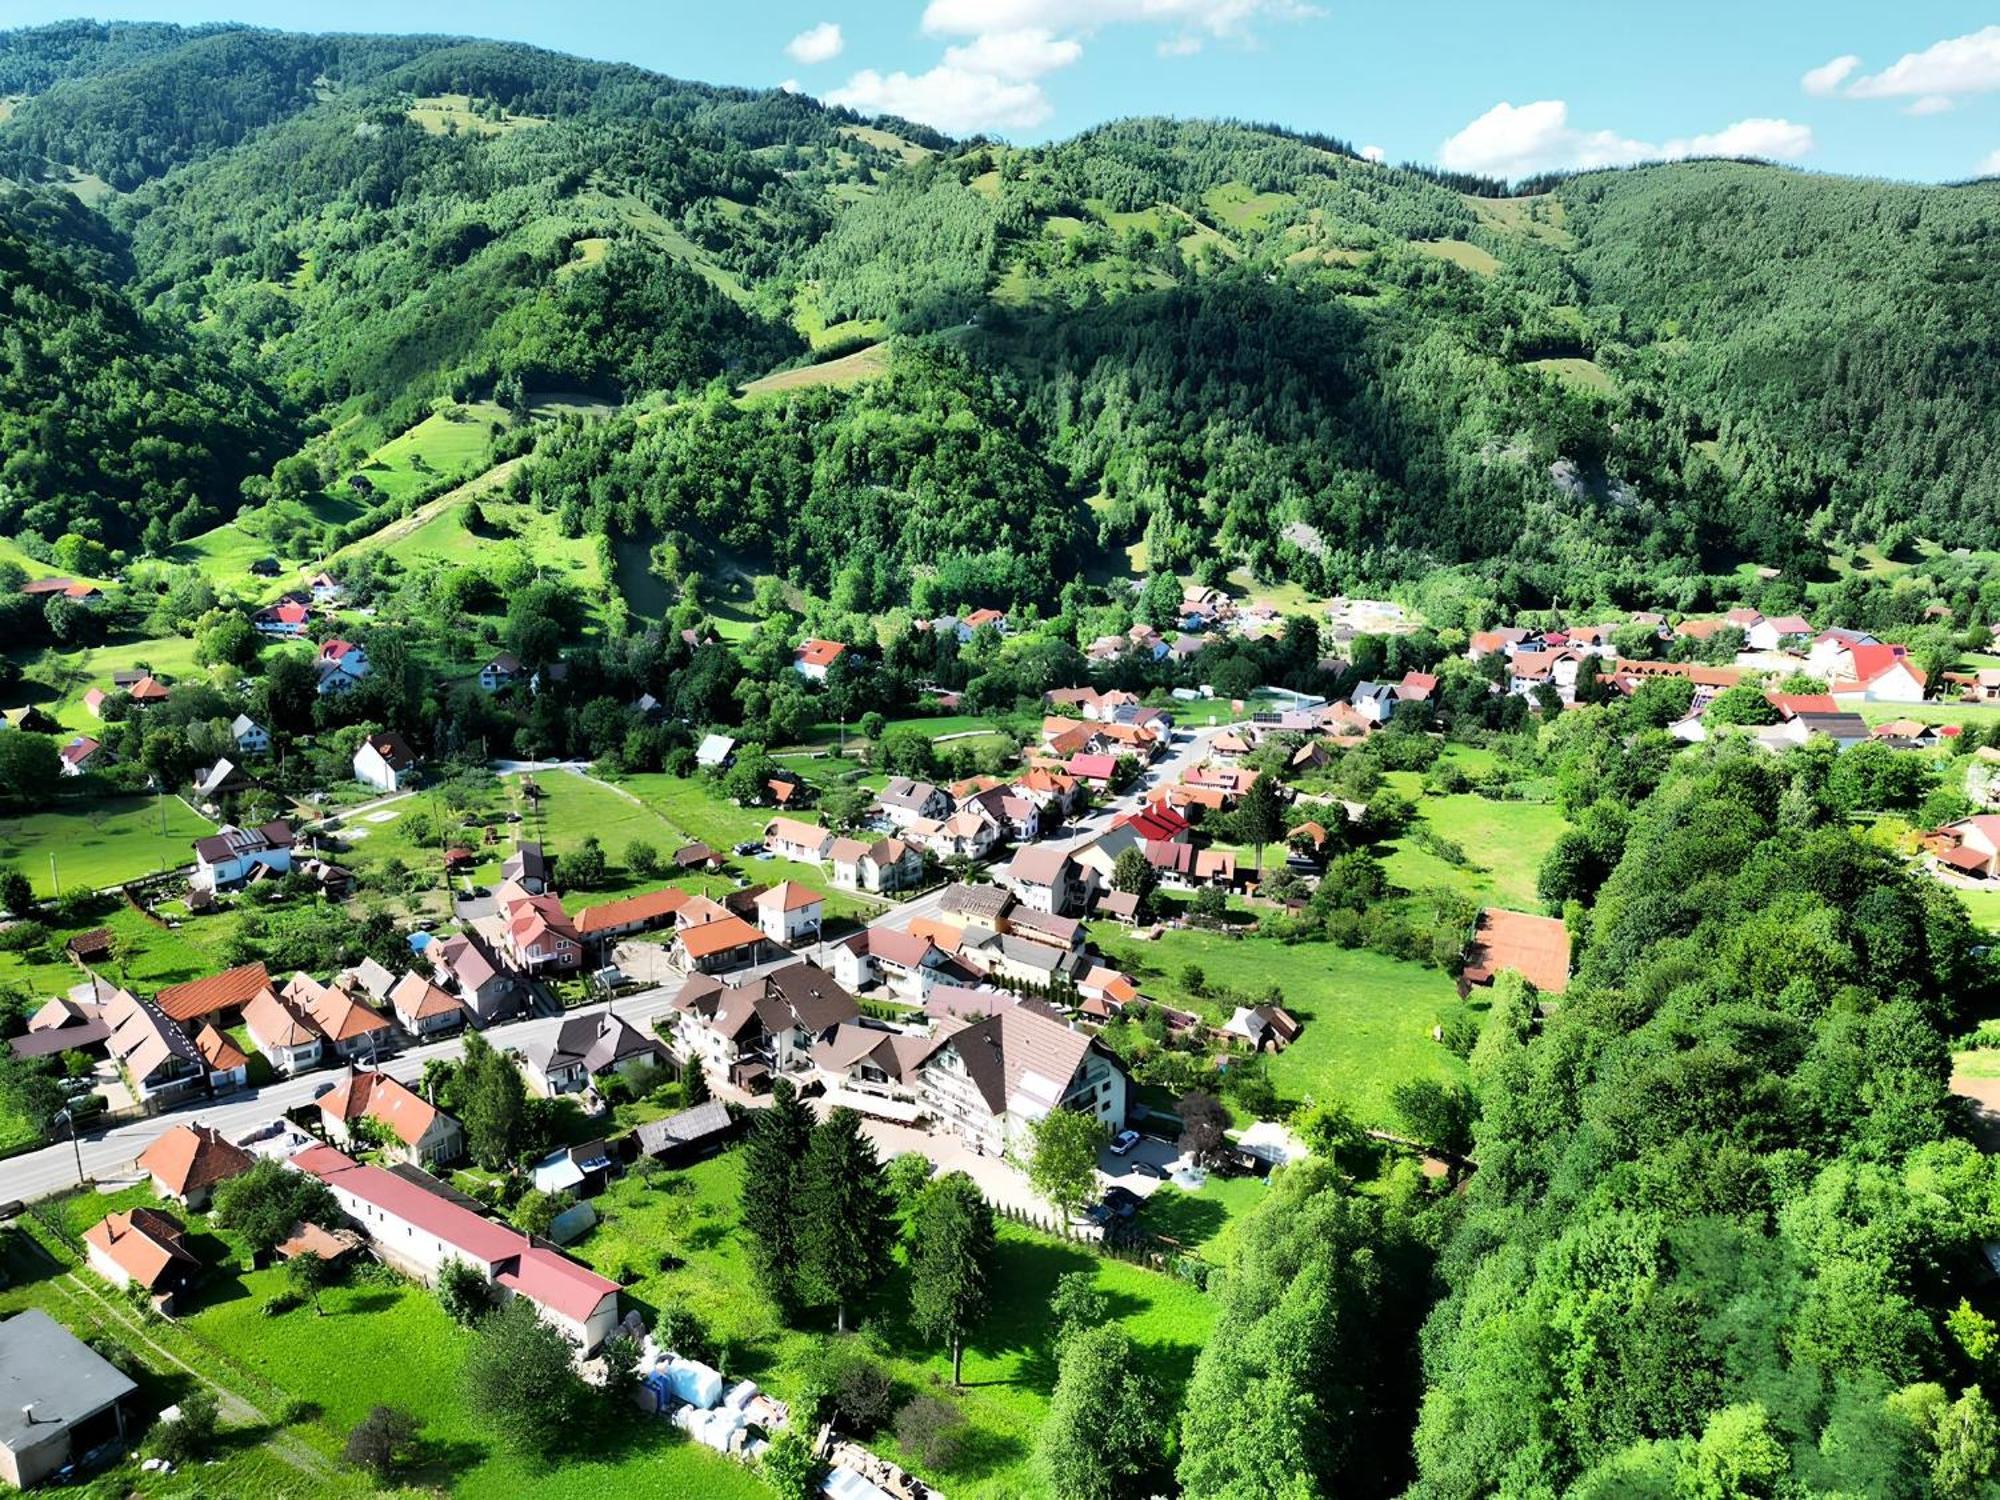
left=1098, top=1131, right=1180, bottom=1200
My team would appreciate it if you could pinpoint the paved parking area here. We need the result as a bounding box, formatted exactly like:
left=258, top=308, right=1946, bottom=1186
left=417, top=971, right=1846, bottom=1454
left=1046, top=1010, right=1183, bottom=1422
left=1097, top=1132, right=1180, bottom=1199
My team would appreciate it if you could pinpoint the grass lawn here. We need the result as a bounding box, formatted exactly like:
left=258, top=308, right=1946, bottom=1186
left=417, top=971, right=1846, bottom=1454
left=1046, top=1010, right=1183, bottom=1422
left=0, top=902, right=245, bottom=1003
left=1953, top=885, right=2000, bottom=932
left=1094, top=926, right=1472, bottom=1127
left=1137, top=1175, right=1270, bottom=1265
left=1379, top=791, right=1569, bottom=911
left=0, top=795, right=215, bottom=897
left=1856, top=701, right=2000, bottom=727
left=572, top=1151, right=1215, bottom=1500
left=346, top=402, right=512, bottom=504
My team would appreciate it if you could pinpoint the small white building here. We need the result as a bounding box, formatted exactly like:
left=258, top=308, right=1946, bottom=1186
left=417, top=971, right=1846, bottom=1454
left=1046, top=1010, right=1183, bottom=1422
left=230, top=714, right=271, bottom=756
left=353, top=731, right=419, bottom=792
left=754, top=881, right=824, bottom=946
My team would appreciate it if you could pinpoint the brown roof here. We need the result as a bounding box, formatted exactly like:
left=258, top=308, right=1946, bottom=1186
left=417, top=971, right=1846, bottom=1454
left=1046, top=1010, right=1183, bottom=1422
left=156, top=962, right=272, bottom=1023
left=389, top=971, right=464, bottom=1024
left=84, top=1207, right=199, bottom=1291
left=302, top=985, right=393, bottom=1044
left=275, top=1221, right=363, bottom=1261
left=192, top=1024, right=248, bottom=1072
left=1462, top=908, right=1572, bottom=994
left=137, top=1123, right=253, bottom=1198
left=243, top=987, right=321, bottom=1049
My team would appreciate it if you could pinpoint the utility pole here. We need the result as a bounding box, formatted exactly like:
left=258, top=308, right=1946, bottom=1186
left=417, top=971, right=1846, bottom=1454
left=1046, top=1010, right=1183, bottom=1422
left=48, top=853, right=59, bottom=900
left=55, top=1109, right=83, bottom=1187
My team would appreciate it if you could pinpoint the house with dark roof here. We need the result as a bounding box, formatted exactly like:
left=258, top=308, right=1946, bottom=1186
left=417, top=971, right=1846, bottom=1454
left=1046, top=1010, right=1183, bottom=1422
left=192, top=820, right=295, bottom=889
left=500, top=841, right=548, bottom=894
left=1004, top=845, right=1089, bottom=916
left=353, top=730, right=418, bottom=792
left=634, top=1100, right=735, bottom=1164
left=812, top=1021, right=941, bottom=1122
left=669, top=961, right=860, bottom=1092
left=917, top=1004, right=1129, bottom=1157
left=523, top=1010, right=670, bottom=1097
left=0, top=1309, right=138, bottom=1488
left=292, top=1144, right=620, bottom=1351
left=103, top=988, right=206, bottom=1103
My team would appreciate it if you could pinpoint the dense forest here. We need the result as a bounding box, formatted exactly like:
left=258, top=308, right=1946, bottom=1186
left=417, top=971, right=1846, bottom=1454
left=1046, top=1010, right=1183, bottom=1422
left=0, top=20, right=1997, bottom=606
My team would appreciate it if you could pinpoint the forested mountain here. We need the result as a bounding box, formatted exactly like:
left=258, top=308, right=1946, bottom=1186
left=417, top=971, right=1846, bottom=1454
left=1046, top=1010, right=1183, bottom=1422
left=2, top=19, right=1997, bottom=609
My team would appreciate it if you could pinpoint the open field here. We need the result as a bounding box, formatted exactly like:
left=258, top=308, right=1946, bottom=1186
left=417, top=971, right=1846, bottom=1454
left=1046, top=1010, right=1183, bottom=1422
left=1412, top=238, right=1499, bottom=275
left=0, top=901, right=243, bottom=1003
left=571, top=1150, right=1214, bottom=1500
left=406, top=92, right=549, bottom=137
left=741, top=342, right=892, bottom=398
left=1377, top=787, right=1569, bottom=911
left=0, top=796, right=215, bottom=898
left=348, top=402, right=512, bottom=503
left=1202, top=181, right=1296, bottom=231
left=1092, top=926, right=1472, bottom=1127
left=1522, top=356, right=1614, bottom=393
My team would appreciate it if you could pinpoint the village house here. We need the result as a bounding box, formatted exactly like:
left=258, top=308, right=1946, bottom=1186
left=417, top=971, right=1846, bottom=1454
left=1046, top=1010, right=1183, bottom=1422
left=1746, top=613, right=1813, bottom=652
left=292, top=1144, right=620, bottom=1352
left=389, top=971, right=466, bottom=1037
left=753, top=881, right=825, bottom=946
left=668, top=962, right=860, bottom=1091
left=318, top=1069, right=463, bottom=1166
left=524, top=1009, right=671, bottom=1097
left=84, top=1208, right=200, bottom=1310
left=288, top=974, right=396, bottom=1061
left=192, top=1024, right=249, bottom=1092
left=575, top=886, right=690, bottom=951
left=494, top=889, right=584, bottom=974
left=191, top=820, right=296, bottom=890
left=828, top=835, right=924, bottom=894
left=136, top=1123, right=253, bottom=1210
left=0, top=1310, right=139, bottom=1490
left=241, top=985, right=326, bottom=1075
left=763, top=816, right=833, bottom=864
left=811, top=1021, right=940, bottom=1123
left=316, top=639, right=371, bottom=695
left=154, top=961, right=272, bottom=1031
left=903, top=809, right=1005, bottom=864
left=833, top=927, right=959, bottom=1005
left=671, top=911, right=772, bottom=973
left=229, top=714, right=272, bottom=758
left=1004, top=845, right=1090, bottom=916
left=917, top=1002, right=1130, bottom=1158
left=478, top=652, right=524, bottom=692
left=500, top=841, right=548, bottom=894
left=1827, top=642, right=1927, bottom=705
left=793, top=638, right=847, bottom=681
left=1924, top=816, right=2000, bottom=879
left=253, top=598, right=311, bottom=636
left=353, top=730, right=418, bottom=792
left=308, top=571, right=344, bottom=604
left=634, top=1099, right=735, bottom=1166
left=58, top=735, right=101, bottom=777
left=192, top=757, right=248, bottom=802
left=431, top=932, right=519, bottom=1024
left=877, top=777, right=951, bottom=828
left=100, top=989, right=202, bottom=1104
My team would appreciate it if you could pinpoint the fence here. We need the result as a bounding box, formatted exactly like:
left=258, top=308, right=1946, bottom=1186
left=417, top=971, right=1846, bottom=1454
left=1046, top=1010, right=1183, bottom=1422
left=986, top=1197, right=1210, bottom=1285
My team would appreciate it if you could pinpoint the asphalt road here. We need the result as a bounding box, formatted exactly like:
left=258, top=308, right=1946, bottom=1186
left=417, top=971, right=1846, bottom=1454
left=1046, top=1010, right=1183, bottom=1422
left=0, top=721, right=1231, bottom=1202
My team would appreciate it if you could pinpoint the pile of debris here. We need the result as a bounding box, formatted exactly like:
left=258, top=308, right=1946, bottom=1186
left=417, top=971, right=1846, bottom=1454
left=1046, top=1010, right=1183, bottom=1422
left=614, top=1310, right=788, bottom=1462
left=821, top=1432, right=944, bottom=1500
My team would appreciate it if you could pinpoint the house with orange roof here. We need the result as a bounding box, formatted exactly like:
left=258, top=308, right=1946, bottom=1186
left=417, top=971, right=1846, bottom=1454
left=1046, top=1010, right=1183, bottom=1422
left=84, top=1208, right=200, bottom=1308
left=155, top=961, right=272, bottom=1026
left=672, top=913, right=773, bottom=973
left=1828, top=642, right=1928, bottom=705
left=319, top=1069, right=462, bottom=1166
left=254, top=598, right=311, bottom=636
left=191, top=1025, right=249, bottom=1091
left=764, top=817, right=833, bottom=864
left=575, top=886, right=691, bottom=946
left=793, top=637, right=847, bottom=681
left=389, top=971, right=466, bottom=1037
left=293, top=977, right=395, bottom=1060
left=1924, top=815, right=2000, bottom=879
left=1461, top=908, right=1572, bottom=995
left=136, top=1123, right=253, bottom=1209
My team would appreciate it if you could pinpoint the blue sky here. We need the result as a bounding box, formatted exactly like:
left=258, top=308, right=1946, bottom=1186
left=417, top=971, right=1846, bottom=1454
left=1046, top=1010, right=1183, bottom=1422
left=11, top=2, right=2000, bottom=181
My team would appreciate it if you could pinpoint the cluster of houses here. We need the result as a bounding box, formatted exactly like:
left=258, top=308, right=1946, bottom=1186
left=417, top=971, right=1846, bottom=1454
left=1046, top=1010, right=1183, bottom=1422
left=1081, top=584, right=1290, bottom=665
left=665, top=954, right=1132, bottom=1156
left=1468, top=613, right=1931, bottom=715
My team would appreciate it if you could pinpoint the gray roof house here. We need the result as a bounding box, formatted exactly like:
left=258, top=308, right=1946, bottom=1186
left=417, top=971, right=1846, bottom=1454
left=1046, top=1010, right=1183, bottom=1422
left=0, top=1309, right=139, bottom=1489
left=523, top=1010, right=669, bottom=1097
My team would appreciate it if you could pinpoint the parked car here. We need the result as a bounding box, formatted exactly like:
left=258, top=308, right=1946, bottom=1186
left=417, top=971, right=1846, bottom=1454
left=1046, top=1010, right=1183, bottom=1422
left=1131, top=1160, right=1166, bottom=1180
left=1109, top=1129, right=1141, bottom=1156
left=1102, top=1186, right=1141, bottom=1219
left=733, top=840, right=766, bottom=856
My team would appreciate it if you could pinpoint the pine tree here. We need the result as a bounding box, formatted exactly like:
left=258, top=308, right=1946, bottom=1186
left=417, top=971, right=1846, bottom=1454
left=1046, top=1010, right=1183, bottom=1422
left=795, top=1107, right=895, bottom=1333
left=683, top=1058, right=711, bottom=1106
left=908, top=1172, right=996, bottom=1386
left=740, top=1078, right=814, bottom=1307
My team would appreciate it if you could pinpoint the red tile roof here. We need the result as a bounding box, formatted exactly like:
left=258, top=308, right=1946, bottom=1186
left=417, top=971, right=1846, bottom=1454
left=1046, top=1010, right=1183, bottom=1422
left=156, top=962, right=273, bottom=1023
left=795, top=638, right=847, bottom=668
left=1462, top=908, right=1571, bottom=994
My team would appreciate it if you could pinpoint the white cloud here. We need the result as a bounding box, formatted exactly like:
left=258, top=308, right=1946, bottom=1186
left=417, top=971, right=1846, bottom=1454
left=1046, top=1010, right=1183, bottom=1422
left=1801, top=54, right=1860, bottom=97
left=920, top=0, right=1317, bottom=40
left=1906, top=94, right=1955, bottom=116
left=785, top=22, right=845, bottom=65
left=826, top=65, right=1054, bottom=134
left=1979, top=148, right=2000, bottom=177
left=1360, top=144, right=1385, bottom=162
left=780, top=78, right=801, bottom=94
left=943, top=28, right=1082, bottom=79
left=1848, top=25, right=2000, bottom=99
left=832, top=0, right=1316, bottom=136
left=1439, top=100, right=1813, bottom=178
left=1672, top=117, right=1815, bottom=160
